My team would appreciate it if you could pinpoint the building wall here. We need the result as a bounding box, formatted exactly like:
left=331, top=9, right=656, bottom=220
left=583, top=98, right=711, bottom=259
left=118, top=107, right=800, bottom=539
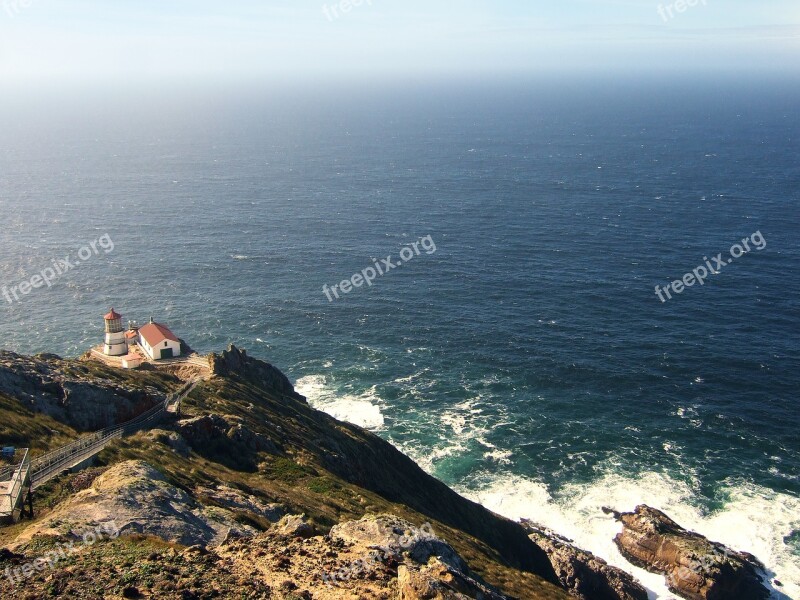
left=104, top=331, right=127, bottom=356
left=139, top=336, right=154, bottom=360
left=139, top=335, right=181, bottom=360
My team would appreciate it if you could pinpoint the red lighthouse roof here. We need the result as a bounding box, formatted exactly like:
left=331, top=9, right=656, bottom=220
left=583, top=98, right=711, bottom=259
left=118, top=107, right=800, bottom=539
left=104, top=308, right=122, bottom=320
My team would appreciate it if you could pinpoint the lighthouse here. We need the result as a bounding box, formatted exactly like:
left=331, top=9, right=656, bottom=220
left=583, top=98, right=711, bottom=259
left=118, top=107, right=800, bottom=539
left=103, top=308, right=127, bottom=356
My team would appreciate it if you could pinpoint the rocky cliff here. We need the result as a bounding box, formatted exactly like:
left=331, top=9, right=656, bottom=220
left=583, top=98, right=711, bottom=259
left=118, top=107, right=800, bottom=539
left=0, top=350, right=175, bottom=432
left=0, top=348, right=570, bottom=599
left=0, top=348, right=771, bottom=600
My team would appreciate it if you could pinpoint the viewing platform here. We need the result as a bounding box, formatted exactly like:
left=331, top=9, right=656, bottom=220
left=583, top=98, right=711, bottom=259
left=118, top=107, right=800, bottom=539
left=87, top=346, right=212, bottom=380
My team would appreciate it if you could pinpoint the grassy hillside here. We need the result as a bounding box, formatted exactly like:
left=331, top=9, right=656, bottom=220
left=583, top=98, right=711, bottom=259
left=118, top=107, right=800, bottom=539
left=0, top=351, right=570, bottom=599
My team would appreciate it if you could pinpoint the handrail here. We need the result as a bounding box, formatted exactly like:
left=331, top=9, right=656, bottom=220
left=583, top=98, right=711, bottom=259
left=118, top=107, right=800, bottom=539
left=2, top=379, right=201, bottom=518
left=27, top=378, right=200, bottom=490
left=0, top=449, right=30, bottom=519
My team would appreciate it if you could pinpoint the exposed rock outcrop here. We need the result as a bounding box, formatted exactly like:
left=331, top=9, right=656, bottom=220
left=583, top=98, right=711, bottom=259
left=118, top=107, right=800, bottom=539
left=611, top=505, right=769, bottom=600
left=398, top=558, right=508, bottom=600
left=209, top=344, right=306, bottom=403
left=194, top=484, right=285, bottom=524
left=275, top=513, right=314, bottom=538
left=0, top=350, right=169, bottom=431
left=522, top=521, right=648, bottom=600
left=332, top=515, right=509, bottom=599
left=215, top=514, right=512, bottom=600
left=177, top=413, right=280, bottom=453
left=13, top=460, right=258, bottom=549
left=331, top=514, right=466, bottom=572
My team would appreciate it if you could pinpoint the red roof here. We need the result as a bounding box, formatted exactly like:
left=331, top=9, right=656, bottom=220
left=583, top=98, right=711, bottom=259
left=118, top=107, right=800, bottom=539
left=139, top=322, right=179, bottom=347
left=104, top=308, right=122, bottom=320
left=125, top=330, right=138, bottom=339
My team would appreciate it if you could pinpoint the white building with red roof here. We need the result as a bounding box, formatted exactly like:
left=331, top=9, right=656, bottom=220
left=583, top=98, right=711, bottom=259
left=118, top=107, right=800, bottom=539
left=138, top=318, right=182, bottom=361
left=121, top=353, right=143, bottom=369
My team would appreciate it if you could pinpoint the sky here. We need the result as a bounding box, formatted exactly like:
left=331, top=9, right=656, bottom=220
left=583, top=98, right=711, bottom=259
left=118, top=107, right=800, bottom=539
left=0, top=0, right=798, bottom=85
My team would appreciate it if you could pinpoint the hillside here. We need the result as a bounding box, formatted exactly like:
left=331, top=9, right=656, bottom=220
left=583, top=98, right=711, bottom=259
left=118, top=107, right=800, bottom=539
left=0, top=346, right=643, bottom=599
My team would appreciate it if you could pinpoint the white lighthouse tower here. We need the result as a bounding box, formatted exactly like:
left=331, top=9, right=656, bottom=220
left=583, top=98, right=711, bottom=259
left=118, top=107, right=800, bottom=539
left=103, top=308, right=127, bottom=356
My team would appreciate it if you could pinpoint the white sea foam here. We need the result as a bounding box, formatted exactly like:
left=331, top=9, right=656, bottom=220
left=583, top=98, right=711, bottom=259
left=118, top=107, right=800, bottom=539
left=456, top=470, right=799, bottom=600
left=483, top=448, right=513, bottom=465
left=392, top=368, right=430, bottom=384
left=295, top=375, right=385, bottom=430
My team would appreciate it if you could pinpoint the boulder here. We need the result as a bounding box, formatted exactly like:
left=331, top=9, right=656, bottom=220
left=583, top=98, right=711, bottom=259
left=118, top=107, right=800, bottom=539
left=274, top=514, right=314, bottom=538
left=612, top=505, right=769, bottom=600
left=329, top=515, right=508, bottom=599
left=330, top=514, right=465, bottom=571
left=522, top=521, right=647, bottom=600
left=398, top=558, right=508, bottom=600
left=147, top=429, right=190, bottom=457
left=194, top=484, right=285, bottom=523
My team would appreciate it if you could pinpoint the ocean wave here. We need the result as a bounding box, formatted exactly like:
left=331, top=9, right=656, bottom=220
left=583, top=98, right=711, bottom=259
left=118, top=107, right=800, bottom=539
left=295, top=374, right=385, bottom=430
left=398, top=440, right=469, bottom=473
left=456, top=470, right=799, bottom=600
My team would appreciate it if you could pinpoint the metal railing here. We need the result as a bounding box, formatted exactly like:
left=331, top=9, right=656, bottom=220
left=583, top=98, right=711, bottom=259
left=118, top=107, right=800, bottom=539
left=29, top=379, right=199, bottom=490
left=0, top=379, right=201, bottom=521
left=0, top=449, right=30, bottom=521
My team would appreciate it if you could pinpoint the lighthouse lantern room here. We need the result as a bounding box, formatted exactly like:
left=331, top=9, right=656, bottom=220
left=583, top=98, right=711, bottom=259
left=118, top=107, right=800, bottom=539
left=103, top=308, right=127, bottom=357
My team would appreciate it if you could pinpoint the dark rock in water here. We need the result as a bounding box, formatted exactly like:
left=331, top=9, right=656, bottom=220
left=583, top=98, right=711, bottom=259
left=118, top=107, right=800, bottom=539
left=521, top=520, right=648, bottom=600
left=209, top=344, right=306, bottom=403
left=612, top=504, right=769, bottom=600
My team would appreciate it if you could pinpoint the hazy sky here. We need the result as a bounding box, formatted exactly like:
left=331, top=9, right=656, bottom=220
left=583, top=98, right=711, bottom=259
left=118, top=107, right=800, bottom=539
left=0, top=0, right=798, bottom=84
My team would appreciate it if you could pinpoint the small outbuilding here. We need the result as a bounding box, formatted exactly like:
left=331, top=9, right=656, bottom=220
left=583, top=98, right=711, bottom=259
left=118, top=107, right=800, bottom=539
left=121, top=353, right=143, bottom=369
left=138, top=320, right=182, bottom=360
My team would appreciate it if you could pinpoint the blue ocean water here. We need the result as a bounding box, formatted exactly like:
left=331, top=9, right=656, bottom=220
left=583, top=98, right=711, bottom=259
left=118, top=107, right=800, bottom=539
left=1, top=79, right=798, bottom=597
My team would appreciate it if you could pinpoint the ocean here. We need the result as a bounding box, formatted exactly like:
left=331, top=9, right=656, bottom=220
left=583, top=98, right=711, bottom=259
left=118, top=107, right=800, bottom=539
left=1, top=77, right=798, bottom=599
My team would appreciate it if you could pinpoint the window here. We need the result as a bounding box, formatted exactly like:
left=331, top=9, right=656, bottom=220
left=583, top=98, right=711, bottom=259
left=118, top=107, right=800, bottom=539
left=164, top=342, right=168, bottom=347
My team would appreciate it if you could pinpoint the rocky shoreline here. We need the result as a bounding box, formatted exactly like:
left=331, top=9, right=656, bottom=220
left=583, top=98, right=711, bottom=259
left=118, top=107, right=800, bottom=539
left=0, top=348, right=778, bottom=599
left=605, top=505, right=772, bottom=600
